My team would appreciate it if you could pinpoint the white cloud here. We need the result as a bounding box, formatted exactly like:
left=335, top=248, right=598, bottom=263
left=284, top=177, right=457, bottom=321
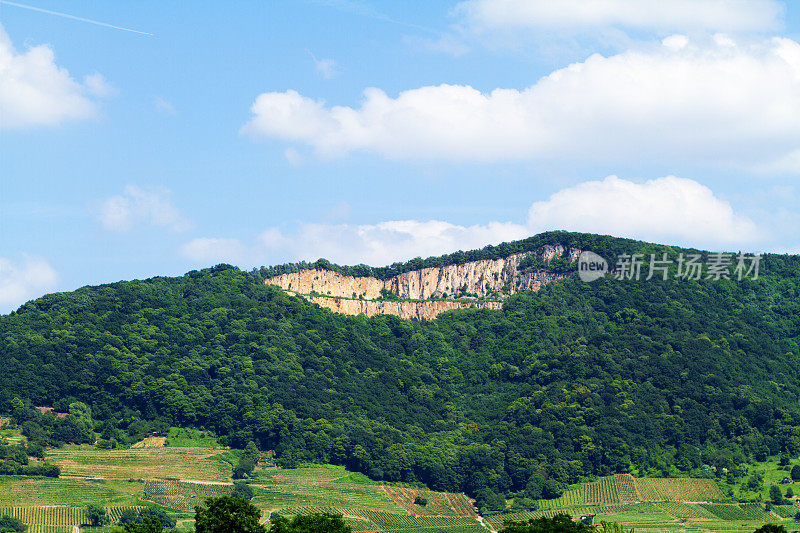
left=0, top=255, right=58, bottom=313
left=181, top=220, right=529, bottom=267
left=0, top=24, right=104, bottom=129
left=456, top=0, right=783, bottom=35
left=181, top=176, right=764, bottom=268
left=95, top=185, right=191, bottom=232
left=527, top=176, right=762, bottom=248
left=242, top=36, right=800, bottom=169
left=313, top=56, right=338, bottom=79
left=83, top=73, right=116, bottom=97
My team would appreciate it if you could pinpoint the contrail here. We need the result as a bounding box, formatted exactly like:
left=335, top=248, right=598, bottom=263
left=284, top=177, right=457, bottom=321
left=0, top=0, right=152, bottom=35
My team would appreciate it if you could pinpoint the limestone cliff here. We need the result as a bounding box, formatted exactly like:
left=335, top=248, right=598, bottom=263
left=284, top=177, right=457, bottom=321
left=265, top=245, right=579, bottom=320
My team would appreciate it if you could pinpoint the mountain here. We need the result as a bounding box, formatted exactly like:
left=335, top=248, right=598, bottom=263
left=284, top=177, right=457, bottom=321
left=2, top=232, right=800, bottom=509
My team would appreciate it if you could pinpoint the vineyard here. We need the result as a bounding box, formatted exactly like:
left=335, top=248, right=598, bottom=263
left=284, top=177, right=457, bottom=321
left=773, top=505, right=799, bottom=519
left=699, top=504, right=752, bottom=520
left=46, top=447, right=231, bottom=481
left=536, top=487, right=584, bottom=509
left=613, top=474, right=640, bottom=503
left=143, top=479, right=232, bottom=510
left=251, top=467, right=402, bottom=512
left=0, top=476, right=129, bottom=507
left=382, top=486, right=476, bottom=517
left=0, top=506, right=144, bottom=530
left=656, top=501, right=716, bottom=519
left=584, top=476, right=620, bottom=505
left=634, top=477, right=724, bottom=502
left=276, top=506, right=485, bottom=533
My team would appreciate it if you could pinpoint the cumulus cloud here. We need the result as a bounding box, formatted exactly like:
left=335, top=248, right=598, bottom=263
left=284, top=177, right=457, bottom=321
left=456, top=0, right=783, bottom=35
left=242, top=36, right=800, bottom=168
left=180, top=176, right=763, bottom=268
left=181, top=220, right=529, bottom=267
left=95, top=185, right=191, bottom=232
left=0, top=255, right=58, bottom=313
left=527, top=176, right=763, bottom=248
left=0, top=24, right=105, bottom=129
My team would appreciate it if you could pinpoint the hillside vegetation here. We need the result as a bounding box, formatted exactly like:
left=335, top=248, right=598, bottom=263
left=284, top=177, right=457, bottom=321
left=2, top=232, right=800, bottom=510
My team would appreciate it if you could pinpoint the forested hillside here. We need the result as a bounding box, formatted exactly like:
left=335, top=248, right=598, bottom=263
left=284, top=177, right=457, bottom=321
left=2, top=233, right=800, bottom=510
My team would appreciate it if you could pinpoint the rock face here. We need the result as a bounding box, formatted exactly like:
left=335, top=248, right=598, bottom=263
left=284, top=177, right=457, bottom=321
left=265, top=245, right=579, bottom=320
left=303, top=295, right=504, bottom=320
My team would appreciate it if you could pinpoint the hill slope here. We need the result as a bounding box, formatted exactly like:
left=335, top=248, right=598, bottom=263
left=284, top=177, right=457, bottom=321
left=2, top=232, right=800, bottom=508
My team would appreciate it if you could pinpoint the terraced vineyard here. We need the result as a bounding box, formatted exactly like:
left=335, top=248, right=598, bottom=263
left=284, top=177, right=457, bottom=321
left=635, top=477, right=724, bottom=502
left=585, top=476, right=621, bottom=505
left=143, top=479, right=232, bottom=510
left=382, top=486, right=476, bottom=517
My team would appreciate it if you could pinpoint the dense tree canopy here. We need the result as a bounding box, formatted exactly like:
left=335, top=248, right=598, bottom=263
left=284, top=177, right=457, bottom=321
left=2, top=234, right=800, bottom=502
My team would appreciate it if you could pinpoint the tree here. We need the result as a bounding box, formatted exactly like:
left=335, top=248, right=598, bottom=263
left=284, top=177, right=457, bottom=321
left=499, top=514, right=595, bottom=533
left=232, top=481, right=254, bottom=501
left=85, top=504, right=108, bottom=526
left=753, top=525, right=787, bottom=533
left=791, top=465, right=800, bottom=481
left=769, top=485, right=784, bottom=505
left=123, top=516, right=164, bottom=533
left=413, top=496, right=427, bottom=506
left=0, top=514, right=27, bottom=533
left=268, top=513, right=351, bottom=533
left=195, top=496, right=266, bottom=533
left=786, top=487, right=794, bottom=499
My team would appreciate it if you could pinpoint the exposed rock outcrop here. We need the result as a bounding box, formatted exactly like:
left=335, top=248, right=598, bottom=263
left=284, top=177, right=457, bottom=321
left=303, top=295, right=504, bottom=320
left=265, top=245, right=579, bottom=320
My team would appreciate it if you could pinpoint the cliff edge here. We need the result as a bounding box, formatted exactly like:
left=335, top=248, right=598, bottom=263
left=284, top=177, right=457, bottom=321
left=264, top=245, right=579, bottom=319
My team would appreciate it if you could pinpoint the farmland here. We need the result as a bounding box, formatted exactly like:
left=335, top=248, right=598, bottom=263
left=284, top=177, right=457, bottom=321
left=143, top=479, right=232, bottom=511
left=382, top=486, right=476, bottom=517
left=2, top=441, right=798, bottom=533
left=634, top=477, right=725, bottom=502
left=584, top=475, right=620, bottom=505
left=46, top=446, right=231, bottom=481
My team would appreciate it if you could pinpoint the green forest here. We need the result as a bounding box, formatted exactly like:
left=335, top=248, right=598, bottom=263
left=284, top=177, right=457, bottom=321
left=2, top=233, right=800, bottom=511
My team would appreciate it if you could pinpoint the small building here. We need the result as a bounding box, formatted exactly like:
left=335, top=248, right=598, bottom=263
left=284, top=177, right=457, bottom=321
left=781, top=477, right=793, bottom=484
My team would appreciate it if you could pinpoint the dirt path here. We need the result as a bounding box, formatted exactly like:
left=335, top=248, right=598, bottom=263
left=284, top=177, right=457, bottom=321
left=476, top=514, right=495, bottom=533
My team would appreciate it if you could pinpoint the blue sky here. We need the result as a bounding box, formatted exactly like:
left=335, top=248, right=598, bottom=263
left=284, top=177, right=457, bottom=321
left=1, top=0, right=800, bottom=312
